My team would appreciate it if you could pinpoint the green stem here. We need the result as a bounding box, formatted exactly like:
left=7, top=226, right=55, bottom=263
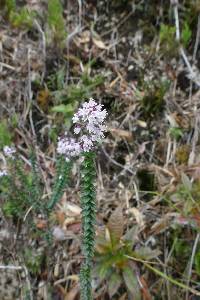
left=80, top=151, right=96, bottom=300
left=47, top=156, right=71, bottom=211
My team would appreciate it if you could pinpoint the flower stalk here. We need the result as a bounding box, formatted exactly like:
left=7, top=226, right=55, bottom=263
left=56, top=98, right=107, bottom=300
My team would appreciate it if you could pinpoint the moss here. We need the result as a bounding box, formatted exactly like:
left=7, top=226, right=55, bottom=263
left=175, top=145, right=190, bottom=164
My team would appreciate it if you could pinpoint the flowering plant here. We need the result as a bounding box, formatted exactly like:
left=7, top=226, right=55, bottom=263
left=56, top=98, right=107, bottom=300
left=0, top=99, right=106, bottom=300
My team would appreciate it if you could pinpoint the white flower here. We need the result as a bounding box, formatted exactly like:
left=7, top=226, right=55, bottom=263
left=57, top=136, right=81, bottom=160
left=57, top=99, right=107, bottom=159
left=80, top=135, right=94, bottom=152
left=73, top=98, right=107, bottom=144
left=74, top=125, right=81, bottom=134
left=3, top=146, right=16, bottom=158
left=0, top=169, right=7, bottom=177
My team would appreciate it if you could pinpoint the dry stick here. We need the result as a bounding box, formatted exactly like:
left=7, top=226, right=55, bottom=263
left=34, top=20, right=46, bottom=83
left=173, top=1, right=200, bottom=87
left=185, top=233, right=200, bottom=300
left=189, top=14, right=200, bottom=101
left=77, top=0, right=82, bottom=28
left=193, top=14, right=200, bottom=61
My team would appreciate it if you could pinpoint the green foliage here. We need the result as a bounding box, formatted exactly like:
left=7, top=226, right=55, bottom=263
left=169, top=173, right=200, bottom=217
left=47, top=155, right=72, bottom=211
left=169, top=127, right=184, bottom=140
left=0, top=120, right=13, bottom=149
left=51, top=103, right=74, bottom=115
left=174, top=238, right=190, bottom=260
left=181, top=22, right=192, bottom=48
left=141, top=79, right=170, bottom=117
left=1, top=154, right=42, bottom=220
left=49, top=69, right=104, bottom=126
left=29, top=151, right=43, bottom=211
left=47, top=0, right=67, bottom=46
left=195, top=251, right=200, bottom=275
left=80, top=263, right=92, bottom=300
left=81, top=152, right=96, bottom=264
left=9, top=8, right=35, bottom=28
left=159, top=24, right=178, bottom=57
left=24, top=248, right=44, bottom=275
left=159, top=24, right=176, bottom=43
left=94, top=208, right=159, bottom=298
left=1, top=145, right=72, bottom=224
left=2, top=0, right=35, bottom=28
left=5, top=0, right=16, bottom=14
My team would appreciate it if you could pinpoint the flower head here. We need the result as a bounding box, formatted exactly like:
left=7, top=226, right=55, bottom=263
left=57, top=99, right=107, bottom=159
left=73, top=98, right=107, bottom=151
left=3, top=146, right=16, bottom=158
left=57, top=136, right=81, bottom=161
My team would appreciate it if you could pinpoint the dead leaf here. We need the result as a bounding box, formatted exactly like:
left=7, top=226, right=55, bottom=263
left=139, top=276, right=152, bottom=300
left=109, top=127, right=133, bottom=142
left=150, top=213, right=178, bottom=234
left=129, top=207, right=145, bottom=228
left=92, top=37, right=107, bottom=49
left=67, top=222, right=81, bottom=234
left=56, top=211, right=66, bottom=226
left=35, top=219, right=47, bottom=230
left=136, top=120, right=147, bottom=128
left=107, top=207, right=124, bottom=241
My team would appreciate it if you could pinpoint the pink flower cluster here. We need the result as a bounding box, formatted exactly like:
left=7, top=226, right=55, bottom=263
left=57, top=99, right=107, bottom=160
left=57, top=136, right=81, bottom=162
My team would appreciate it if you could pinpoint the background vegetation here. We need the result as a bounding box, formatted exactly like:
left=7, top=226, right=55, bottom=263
left=0, top=0, right=200, bottom=299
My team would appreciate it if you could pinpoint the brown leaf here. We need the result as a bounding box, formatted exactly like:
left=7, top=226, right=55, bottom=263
left=107, top=207, right=124, bottom=242
left=129, top=207, right=145, bottom=228
left=67, top=222, right=81, bottom=234
left=35, top=219, right=47, bottom=230
left=109, top=127, right=133, bottom=142
left=92, top=37, right=107, bottom=49
left=140, top=276, right=152, bottom=300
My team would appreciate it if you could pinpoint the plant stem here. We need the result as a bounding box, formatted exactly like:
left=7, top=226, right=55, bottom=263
left=80, top=151, right=96, bottom=300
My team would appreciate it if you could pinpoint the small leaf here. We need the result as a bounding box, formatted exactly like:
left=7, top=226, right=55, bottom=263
left=51, top=104, right=74, bottom=114
left=108, top=272, right=122, bottom=297
left=181, top=172, right=192, bottom=191
left=99, top=263, right=111, bottom=280
left=123, top=225, right=139, bottom=247
left=134, top=247, right=161, bottom=260
left=122, top=266, right=141, bottom=299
